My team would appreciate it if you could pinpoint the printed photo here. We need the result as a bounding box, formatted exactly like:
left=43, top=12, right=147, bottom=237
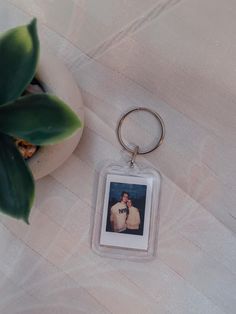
left=100, top=174, right=153, bottom=250
left=106, top=183, right=146, bottom=235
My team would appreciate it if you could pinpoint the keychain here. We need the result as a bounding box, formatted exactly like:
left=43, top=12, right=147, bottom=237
left=92, top=107, right=165, bottom=260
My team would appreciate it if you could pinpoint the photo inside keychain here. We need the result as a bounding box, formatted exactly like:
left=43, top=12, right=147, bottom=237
left=92, top=107, right=165, bottom=260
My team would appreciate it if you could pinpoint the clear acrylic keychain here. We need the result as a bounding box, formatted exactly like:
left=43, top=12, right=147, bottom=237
left=92, top=107, right=165, bottom=260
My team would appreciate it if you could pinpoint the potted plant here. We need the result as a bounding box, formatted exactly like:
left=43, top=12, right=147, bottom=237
left=0, top=19, right=83, bottom=223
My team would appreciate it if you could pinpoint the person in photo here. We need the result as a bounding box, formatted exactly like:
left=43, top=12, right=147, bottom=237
left=125, top=199, right=141, bottom=234
left=110, top=191, right=129, bottom=232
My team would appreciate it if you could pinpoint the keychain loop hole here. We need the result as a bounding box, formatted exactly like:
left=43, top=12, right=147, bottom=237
left=129, top=145, right=139, bottom=168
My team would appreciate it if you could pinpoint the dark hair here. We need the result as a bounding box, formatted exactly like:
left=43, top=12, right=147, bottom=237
left=120, top=191, right=129, bottom=198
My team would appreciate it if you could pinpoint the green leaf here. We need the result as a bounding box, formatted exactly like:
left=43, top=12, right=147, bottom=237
left=0, top=18, right=39, bottom=105
left=0, top=93, right=82, bottom=145
left=0, top=133, right=34, bottom=223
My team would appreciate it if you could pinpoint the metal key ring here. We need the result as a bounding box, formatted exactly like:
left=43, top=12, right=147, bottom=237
left=117, top=107, right=165, bottom=155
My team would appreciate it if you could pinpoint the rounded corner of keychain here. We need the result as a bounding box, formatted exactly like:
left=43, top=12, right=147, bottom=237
left=92, top=161, right=162, bottom=261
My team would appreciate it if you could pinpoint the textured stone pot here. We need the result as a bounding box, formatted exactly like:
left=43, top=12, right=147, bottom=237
left=28, top=44, right=84, bottom=180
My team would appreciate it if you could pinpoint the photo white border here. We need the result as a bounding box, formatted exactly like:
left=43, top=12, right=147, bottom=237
left=100, top=174, right=153, bottom=250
